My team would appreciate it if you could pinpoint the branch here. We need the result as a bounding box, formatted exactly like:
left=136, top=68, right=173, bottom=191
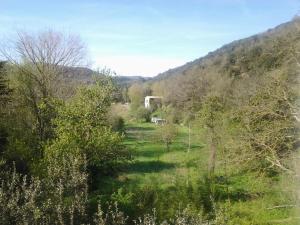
left=267, top=204, right=297, bottom=210
left=265, top=157, right=295, bottom=174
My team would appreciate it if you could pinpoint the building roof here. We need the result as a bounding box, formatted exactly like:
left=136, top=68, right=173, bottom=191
left=145, top=96, right=162, bottom=100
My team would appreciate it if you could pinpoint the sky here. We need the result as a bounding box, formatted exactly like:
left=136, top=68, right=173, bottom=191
left=0, top=0, right=299, bottom=77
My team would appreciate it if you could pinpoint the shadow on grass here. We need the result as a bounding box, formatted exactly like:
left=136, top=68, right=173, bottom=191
left=126, top=126, right=155, bottom=132
left=214, top=186, right=254, bottom=202
left=132, top=141, right=205, bottom=159
left=165, top=142, right=204, bottom=153
left=125, top=136, right=139, bottom=142
left=128, top=160, right=176, bottom=173
left=212, top=174, right=262, bottom=202
left=135, top=149, right=165, bottom=158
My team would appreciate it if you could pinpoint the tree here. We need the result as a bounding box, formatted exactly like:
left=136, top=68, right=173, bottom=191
left=199, top=96, right=224, bottom=177
left=121, top=86, right=129, bottom=103
left=0, top=61, right=11, bottom=109
left=237, top=75, right=298, bottom=173
left=0, top=61, right=11, bottom=157
left=128, top=83, right=145, bottom=109
left=1, top=30, right=87, bottom=142
left=184, top=112, right=195, bottom=153
left=157, top=122, right=178, bottom=151
left=47, top=79, right=131, bottom=177
left=0, top=151, right=88, bottom=225
left=133, top=106, right=151, bottom=122
left=151, top=81, right=165, bottom=97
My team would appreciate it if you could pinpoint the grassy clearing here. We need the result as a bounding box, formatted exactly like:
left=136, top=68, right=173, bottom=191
left=93, top=121, right=297, bottom=224
left=95, top=121, right=208, bottom=193
left=122, top=122, right=208, bottom=189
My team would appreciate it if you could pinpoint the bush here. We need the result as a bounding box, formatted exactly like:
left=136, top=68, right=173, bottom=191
left=132, top=106, right=151, bottom=122
left=109, top=115, right=125, bottom=133
left=156, top=123, right=178, bottom=151
left=48, top=82, right=131, bottom=177
left=0, top=153, right=88, bottom=225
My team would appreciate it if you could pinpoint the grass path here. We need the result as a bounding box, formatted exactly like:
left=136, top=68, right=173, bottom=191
left=97, top=121, right=208, bottom=194
left=93, top=122, right=297, bottom=224
left=120, top=122, right=207, bottom=189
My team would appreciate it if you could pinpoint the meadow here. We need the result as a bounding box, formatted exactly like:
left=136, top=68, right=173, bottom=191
left=0, top=17, right=299, bottom=225
left=93, top=121, right=297, bottom=224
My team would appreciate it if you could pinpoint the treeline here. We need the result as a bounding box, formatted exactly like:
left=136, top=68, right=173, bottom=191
left=0, top=17, right=300, bottom=224
left=0, top=31, right=134, bottom=224
left=0, top=30, right=211, bottom=225
left=124, top=18, right=300, bottom=223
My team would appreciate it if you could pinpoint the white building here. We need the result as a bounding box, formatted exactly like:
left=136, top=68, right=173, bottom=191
left=144, top=96, right=162, bottom=109
left=151, top=117, right=166, bottom=124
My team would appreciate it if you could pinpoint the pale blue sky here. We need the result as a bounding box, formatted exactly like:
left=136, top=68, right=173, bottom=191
left=0, top=0, right=299, bottom=76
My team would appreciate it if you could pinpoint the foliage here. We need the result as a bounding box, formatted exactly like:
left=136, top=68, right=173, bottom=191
left=0, top=61, right=11, bottom=154
left=150, top=18, right=300, bottom=113
left=1, top=19, right=300, bottom=224
left=157, top=105, right=182, bottom=124
left=132, top=106, right=151, bottom=122
left=231, top=75, right=298, bottom=173
left=128, top=83, right=153, bottom=121
left=198, top=96, right=224, bottom=176
left=93, top=203, right=128, bottom=225
left=0, top=61, right=11, bottom=109
left=0, top=153, right=88, bottom=225
left=109, top=115, right=125, bottom=133
left=47, top=81, right=130, bottom=177
left=1, top=30, right=86, bottom=143
left=134, top=208, right=205, bottom=225
left=156, top=122, right=178, bottom=151
left=128, top=83, right=146, bottom=109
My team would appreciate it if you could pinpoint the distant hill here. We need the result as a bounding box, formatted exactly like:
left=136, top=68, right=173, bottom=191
left=114, top=76, right=151, bottom=87
left=153, top=17, right=300, bottom=82
left=148, top=17, right=300, bottom=109
left=62, top=66, right=151, bottom=87
left=63, top=17, right=300, bottom=102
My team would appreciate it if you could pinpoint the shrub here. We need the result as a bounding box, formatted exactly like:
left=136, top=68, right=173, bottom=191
left=133, top=106, right=151, bottom=122
left=0, top=153, right=88, bottom=225
left=109, top=115, right=125, bottom=133
left=156, top=123, right=178, bottom=151
left=48, top=82, right=131, bottom=177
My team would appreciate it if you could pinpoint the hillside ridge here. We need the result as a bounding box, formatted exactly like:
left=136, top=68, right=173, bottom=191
left=153, top=17, right=299, bottom=81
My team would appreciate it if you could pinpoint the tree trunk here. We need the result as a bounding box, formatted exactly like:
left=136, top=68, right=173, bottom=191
left=208, top=136, right=217, bottom=177
left=188, top=122, right=191, bottom=153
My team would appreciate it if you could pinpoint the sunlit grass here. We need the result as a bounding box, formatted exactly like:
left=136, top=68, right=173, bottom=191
left=122, top=122, right=208, bottom=189
left=93, top=121, right=296, bottom=224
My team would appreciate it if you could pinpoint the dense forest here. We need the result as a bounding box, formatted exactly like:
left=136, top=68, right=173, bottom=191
left=0, top=18, right=299, bottom=225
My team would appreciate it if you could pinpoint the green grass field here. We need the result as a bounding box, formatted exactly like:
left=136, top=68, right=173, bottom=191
left=122, top=122, right=208, bottom=188
left=93, top=121, right=297, bottom=224
left=97, top=122, right=208, bottom=193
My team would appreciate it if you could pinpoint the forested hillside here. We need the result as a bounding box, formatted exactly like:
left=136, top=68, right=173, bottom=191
left=62, top=66, right=149, bottom=88
left=150, top=17, right=300, bottom=112
left=124, top=17, right=300, bottom=224
left=0, top=17, right=299, bottom=225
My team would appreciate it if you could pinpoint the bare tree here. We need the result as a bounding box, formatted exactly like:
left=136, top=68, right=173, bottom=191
left=157, top=122, right=178, bottom=151
left=0, top=30, right=87, bottom=142
left=1, top=30, right=87, bottom=97
left=199, top=96, right=224, bottom=177
left=128, top=83, right=145, bottom=109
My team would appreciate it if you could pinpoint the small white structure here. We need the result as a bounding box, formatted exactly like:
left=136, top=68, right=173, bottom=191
left=151, top=117, right=166, bottom=125
left=144, top=96, right=162, bottom=109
